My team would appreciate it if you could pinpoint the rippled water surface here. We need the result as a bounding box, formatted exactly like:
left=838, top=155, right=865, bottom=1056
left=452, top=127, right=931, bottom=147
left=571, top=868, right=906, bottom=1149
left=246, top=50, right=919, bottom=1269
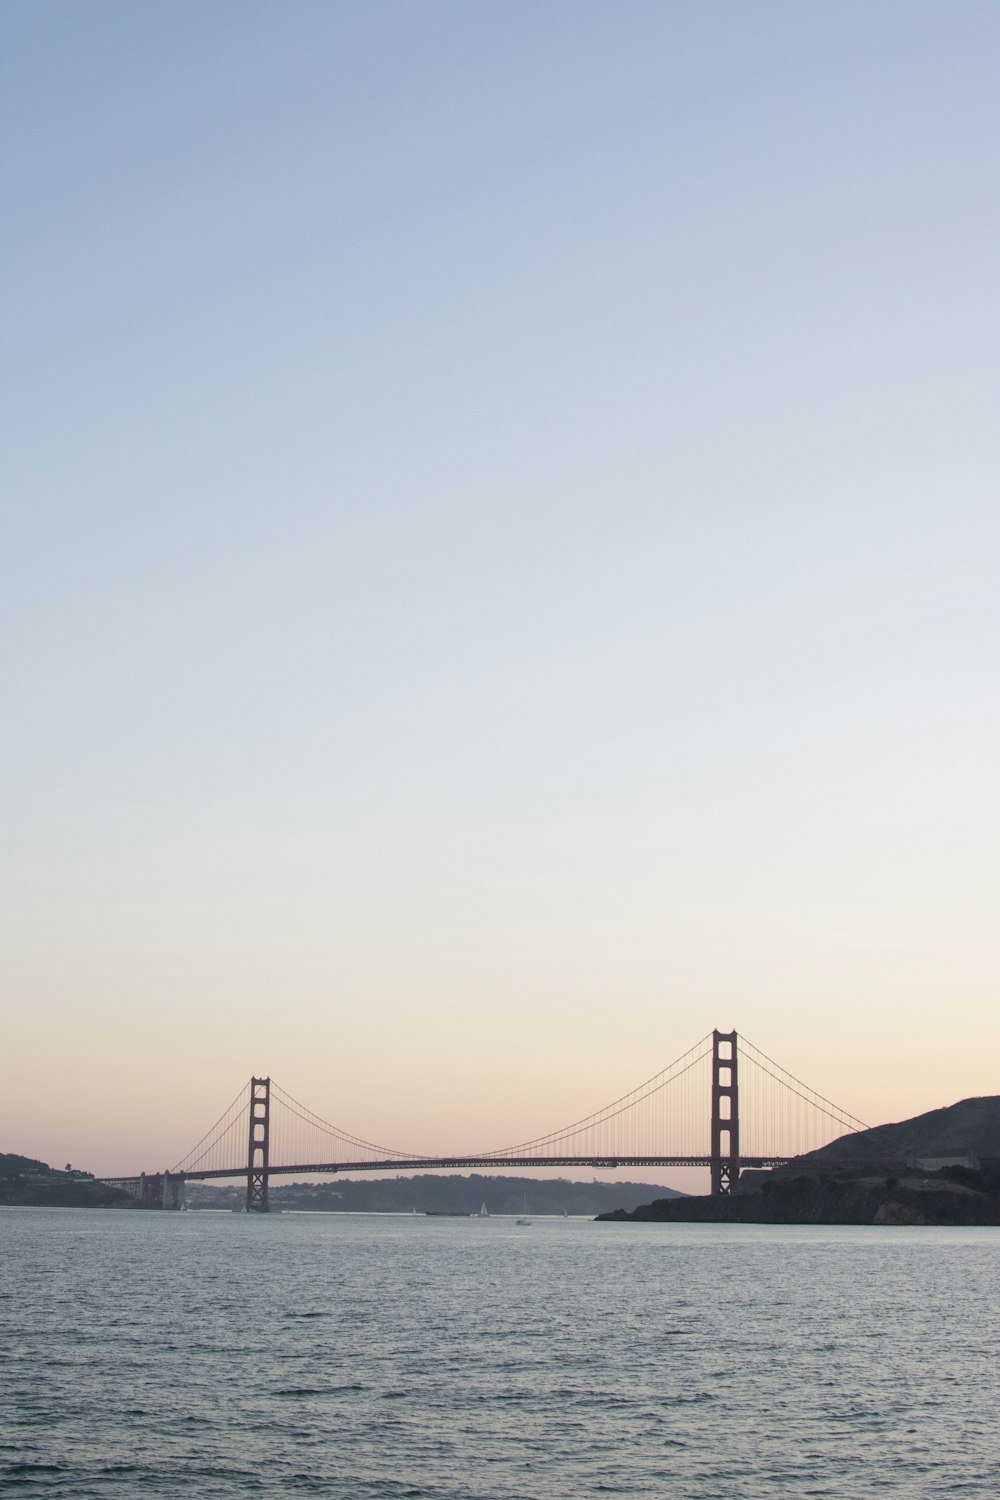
left=2, top=1207, right=999, bottom=1497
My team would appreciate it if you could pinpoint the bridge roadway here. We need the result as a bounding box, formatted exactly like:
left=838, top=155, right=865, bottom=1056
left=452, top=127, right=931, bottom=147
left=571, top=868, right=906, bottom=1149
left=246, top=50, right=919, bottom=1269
left=104, top=1154, right=796, bottom=1187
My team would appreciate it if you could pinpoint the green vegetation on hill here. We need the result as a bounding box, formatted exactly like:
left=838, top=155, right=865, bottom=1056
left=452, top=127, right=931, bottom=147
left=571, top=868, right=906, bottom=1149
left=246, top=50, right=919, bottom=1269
left=0, top=1153, right=130, bottom=1208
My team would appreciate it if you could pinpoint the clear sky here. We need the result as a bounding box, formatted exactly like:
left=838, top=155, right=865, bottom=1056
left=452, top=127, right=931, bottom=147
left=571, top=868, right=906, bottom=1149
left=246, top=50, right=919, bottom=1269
left=2, top=2, right=997, bottom=1182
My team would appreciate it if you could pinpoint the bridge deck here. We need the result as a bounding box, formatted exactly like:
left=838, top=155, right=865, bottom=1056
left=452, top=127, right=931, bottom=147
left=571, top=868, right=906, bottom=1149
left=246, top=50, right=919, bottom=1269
left=102, top=1154, right=796, bottom=1186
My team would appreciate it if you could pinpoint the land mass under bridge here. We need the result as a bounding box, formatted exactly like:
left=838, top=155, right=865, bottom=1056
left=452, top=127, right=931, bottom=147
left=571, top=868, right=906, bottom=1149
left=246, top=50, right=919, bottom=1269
left=185, top=1173, right=686, bottom=1216
left=598, top=1094, right=1000, bottom=1225
left=596, top=1162, right=1000, bottom=1225
left=0, top=1155, right=684, bottom=1217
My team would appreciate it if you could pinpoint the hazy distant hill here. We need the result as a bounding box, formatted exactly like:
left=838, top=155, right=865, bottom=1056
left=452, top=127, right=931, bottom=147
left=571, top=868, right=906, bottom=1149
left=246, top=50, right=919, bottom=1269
left=1, top=1152, right=685, bottom=1215
left=186, top=1173, right=686, bottom=1216
left=798, top=1095, right=1000, bottom=1167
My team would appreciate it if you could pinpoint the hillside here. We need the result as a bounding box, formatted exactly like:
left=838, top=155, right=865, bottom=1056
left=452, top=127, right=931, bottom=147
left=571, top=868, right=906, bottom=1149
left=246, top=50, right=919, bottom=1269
left=799, top=1094, right=1000, bottom=1167
left=597, top=1163, right=1000, bottom=1225
left=0, top=1153, right=130, bottom=1208
left=597, top=1094, right=1000, bottom=1227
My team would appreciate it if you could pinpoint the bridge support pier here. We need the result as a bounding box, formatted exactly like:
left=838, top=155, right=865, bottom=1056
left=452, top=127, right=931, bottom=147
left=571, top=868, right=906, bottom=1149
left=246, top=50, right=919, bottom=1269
left=246, top=1077, right=271, bottom=1212
left=710, top=1029, right=740, bottom=1196
left=162, top=1172, right=185, bottom=1210
left=137, top=1171, right=184, bottom=1209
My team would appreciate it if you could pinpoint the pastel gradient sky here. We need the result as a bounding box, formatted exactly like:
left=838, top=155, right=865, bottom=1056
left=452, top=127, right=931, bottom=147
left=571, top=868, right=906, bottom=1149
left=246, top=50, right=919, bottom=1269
left=3, top=3, right=997, bottom=1182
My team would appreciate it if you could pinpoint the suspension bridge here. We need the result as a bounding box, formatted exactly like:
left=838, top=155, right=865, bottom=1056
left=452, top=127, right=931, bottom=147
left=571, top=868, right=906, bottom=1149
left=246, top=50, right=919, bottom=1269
left=101, top=1030, right=883, bottom=1210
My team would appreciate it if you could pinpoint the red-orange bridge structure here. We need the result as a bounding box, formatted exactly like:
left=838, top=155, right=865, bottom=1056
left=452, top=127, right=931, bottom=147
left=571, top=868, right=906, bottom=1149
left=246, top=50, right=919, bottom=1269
left=102, top=1030, right=874, bottom=1210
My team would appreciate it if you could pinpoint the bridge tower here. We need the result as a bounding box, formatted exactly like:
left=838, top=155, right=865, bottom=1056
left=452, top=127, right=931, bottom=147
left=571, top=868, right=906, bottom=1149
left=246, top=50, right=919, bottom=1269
left=710, top=1029, right=740, bottom=1196
left=246, top=1077, right=271, bottom=1212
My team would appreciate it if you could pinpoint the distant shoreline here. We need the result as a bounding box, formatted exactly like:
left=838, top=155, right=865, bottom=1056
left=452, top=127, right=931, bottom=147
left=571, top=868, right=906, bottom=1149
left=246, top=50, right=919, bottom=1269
left=1, top=1153, right=685, bottom=1216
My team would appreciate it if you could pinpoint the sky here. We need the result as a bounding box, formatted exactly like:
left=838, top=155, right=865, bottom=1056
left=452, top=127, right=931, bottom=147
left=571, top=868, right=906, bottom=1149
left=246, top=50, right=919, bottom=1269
left=2, top=2, right=998, bottom=1186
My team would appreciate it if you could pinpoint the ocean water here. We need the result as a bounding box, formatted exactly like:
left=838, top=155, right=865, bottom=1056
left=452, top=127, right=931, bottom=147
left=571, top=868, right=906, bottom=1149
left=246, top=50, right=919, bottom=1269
left=1, top=1208, right=998, bottom=1498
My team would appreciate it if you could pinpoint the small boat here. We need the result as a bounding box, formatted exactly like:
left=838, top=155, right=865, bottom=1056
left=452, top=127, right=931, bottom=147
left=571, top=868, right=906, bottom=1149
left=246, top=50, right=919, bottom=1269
left=515, top=1195, right=531, bottom=1226
left=479, top=1202, right=489, bottom=1217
